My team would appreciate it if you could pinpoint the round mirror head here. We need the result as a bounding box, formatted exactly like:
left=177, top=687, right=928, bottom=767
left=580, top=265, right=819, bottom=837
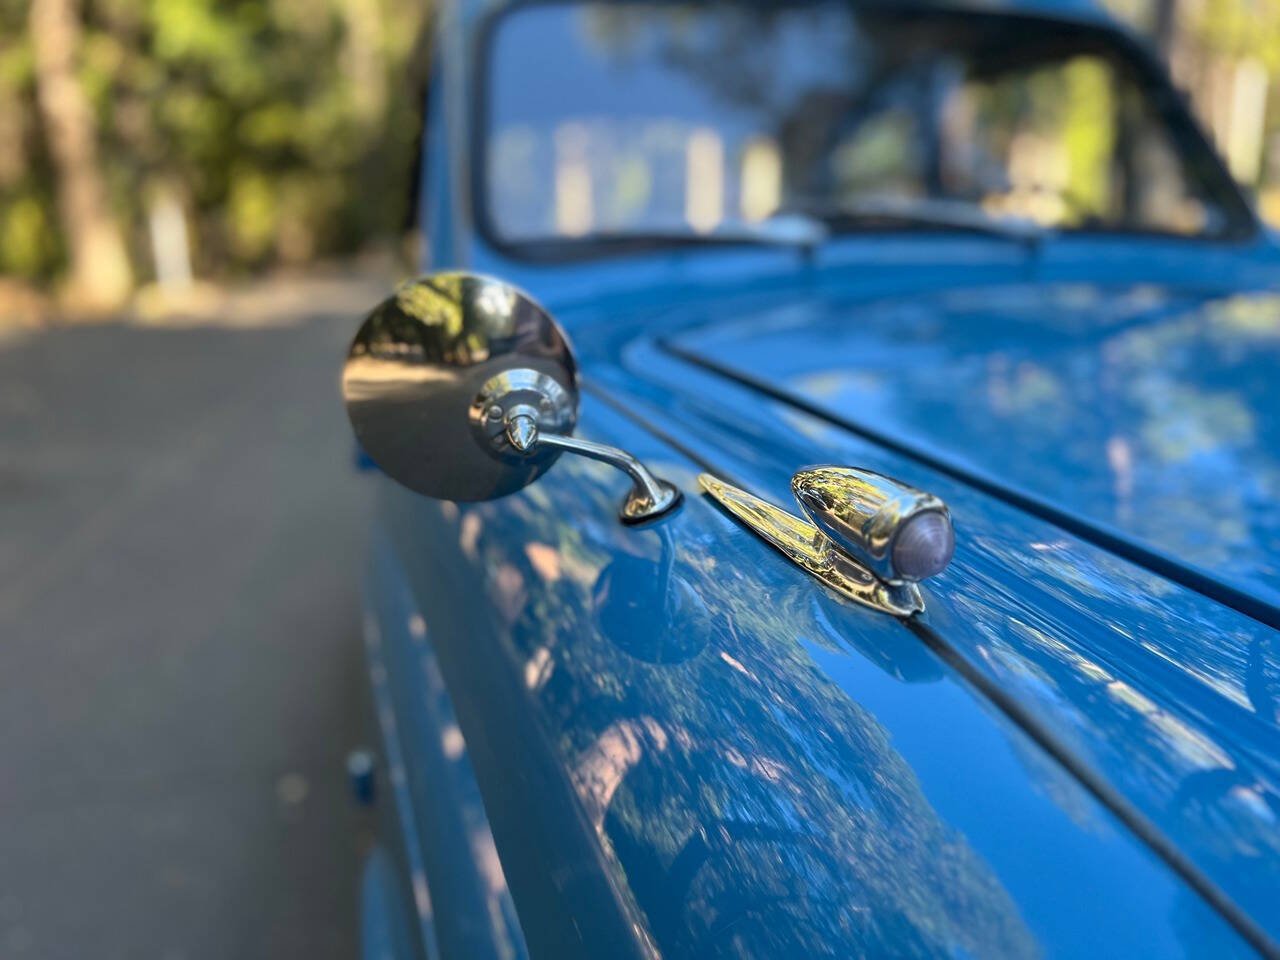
left=342, top=272, right=578, bottom=501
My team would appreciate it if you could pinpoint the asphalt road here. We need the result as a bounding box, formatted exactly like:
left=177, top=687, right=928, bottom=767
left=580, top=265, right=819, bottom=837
left=0, top=276, right=384, bottom=959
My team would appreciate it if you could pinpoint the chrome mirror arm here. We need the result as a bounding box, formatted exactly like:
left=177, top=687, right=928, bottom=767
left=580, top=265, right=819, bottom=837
left=506, top=413, right=681, bottom=523
left=539, top=433, right=682, bottom=523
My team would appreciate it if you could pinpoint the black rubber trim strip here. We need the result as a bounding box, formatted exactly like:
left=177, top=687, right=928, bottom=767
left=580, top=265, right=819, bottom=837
left=906, top=616, right=1279, bottom=959
left=661, top=339, right=1280, bottom=634
left=583, top=379, right=1279, bottom=959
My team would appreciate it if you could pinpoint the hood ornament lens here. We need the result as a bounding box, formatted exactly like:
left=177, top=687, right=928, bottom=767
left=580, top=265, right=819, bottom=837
left=699, top=466, right=954, bottom=616
left=791, top=466, right=955, bottom=584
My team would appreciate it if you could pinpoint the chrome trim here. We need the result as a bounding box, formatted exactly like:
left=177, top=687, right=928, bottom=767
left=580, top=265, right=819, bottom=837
left=698, top=473, right=925, bottom=617
left=502, top=410, right=680, bottom=522
left=538, top=432, right=681, bottom=524
left=791, top=466, right=953, bottom=584
left=472, top=368, right=576, bottom=459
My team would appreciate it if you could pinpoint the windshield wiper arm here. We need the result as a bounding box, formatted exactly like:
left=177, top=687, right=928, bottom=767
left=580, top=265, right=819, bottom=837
left=570, top=215, right=829, bottom=251
left=793, top=196, right=1046, bottom=244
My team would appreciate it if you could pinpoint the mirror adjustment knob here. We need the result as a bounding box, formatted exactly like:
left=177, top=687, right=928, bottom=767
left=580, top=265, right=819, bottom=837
left=505, top=410, right=539, bottom=453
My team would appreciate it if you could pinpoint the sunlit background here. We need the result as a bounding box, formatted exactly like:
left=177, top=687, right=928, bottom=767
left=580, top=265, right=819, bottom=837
left=0, top=2, right=1277, bottom=958
left=1, top=0, right=1279, bottom=321
left=2, top=0, right=430, bottom=319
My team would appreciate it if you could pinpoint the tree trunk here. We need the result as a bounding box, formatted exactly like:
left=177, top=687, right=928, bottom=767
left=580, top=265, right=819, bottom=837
left=1152, top=0, right=1178, bottom=60
left=29, top=0, right=132, bottom=312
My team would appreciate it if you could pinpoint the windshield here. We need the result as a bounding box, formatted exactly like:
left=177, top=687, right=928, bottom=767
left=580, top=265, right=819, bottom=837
left=482, top=2, right=1252, bottom=250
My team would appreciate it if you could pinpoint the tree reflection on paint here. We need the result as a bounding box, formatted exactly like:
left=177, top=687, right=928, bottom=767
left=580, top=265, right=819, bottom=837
left=461, top=460, right=1037, bottom=959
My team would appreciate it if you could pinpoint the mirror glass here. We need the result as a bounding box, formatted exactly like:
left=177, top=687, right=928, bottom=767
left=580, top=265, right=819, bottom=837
left=342, top=272, right=578, bottom=501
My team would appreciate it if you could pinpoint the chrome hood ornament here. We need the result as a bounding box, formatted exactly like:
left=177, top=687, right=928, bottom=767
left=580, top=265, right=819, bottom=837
left=699, top=467, right=954, bottom=616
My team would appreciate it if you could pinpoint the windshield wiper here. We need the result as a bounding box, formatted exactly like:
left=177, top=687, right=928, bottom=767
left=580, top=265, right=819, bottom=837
left=785, top=196, right=1047, bottom=244
left=509, top=216, right=831, bottom=261
left=567, top=215, right=829, bottom=251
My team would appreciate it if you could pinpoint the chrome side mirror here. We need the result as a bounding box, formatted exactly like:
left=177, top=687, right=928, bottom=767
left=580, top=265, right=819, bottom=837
left=342, top=272, right=680, bottom=523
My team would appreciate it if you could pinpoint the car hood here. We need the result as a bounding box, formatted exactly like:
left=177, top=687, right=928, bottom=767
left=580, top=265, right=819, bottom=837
left=378, top=399, right=1268, bottom=959
left=666, top=282, right=1280, bottom=617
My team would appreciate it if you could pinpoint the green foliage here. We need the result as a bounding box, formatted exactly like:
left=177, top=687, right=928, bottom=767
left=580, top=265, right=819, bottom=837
left=1194, top=0, right=1280, bottom=66
left=0, top=0, right=429, bottom=285
left=1059, top=59, right=1114, bottom=217
left=1, top=195, right=59, bottom=276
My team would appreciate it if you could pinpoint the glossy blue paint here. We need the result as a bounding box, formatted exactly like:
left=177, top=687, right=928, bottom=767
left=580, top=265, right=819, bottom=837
left=365, top=538, right=529, bottom=960
left=356, top=1, right=1280, bottom=957
left=369, top=394, right=1265, bottom=957
left=581, top=297, right=1280, bottom=951
left=361, top=847, right=420, bottom=960
left=670, top=279, right=1280, bottom=614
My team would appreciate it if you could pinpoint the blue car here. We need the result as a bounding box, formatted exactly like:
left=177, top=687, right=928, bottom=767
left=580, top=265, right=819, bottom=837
left=343, top=0, right=1280, bottom=957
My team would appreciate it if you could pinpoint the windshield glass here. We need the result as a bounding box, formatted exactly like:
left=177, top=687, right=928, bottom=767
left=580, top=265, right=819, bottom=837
left=483, top=2, right=1250, bottom=248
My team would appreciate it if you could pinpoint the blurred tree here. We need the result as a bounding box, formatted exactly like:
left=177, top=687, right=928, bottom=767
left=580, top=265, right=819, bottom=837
left=29, top=0, right=132, bottom=310
left=1, top=0, right=430, bottom=308
left=9, top=0, right=1280, bottom=308
left=1108, top=0, right=1280, bottom=218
